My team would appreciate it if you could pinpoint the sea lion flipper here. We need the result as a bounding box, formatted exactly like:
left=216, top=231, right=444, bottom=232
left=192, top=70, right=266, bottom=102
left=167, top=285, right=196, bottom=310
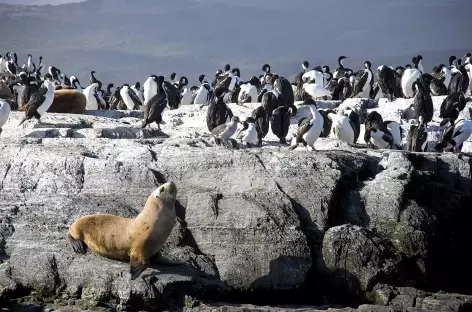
left=130, top=258, right=147, bottom=280
left=67, top=233, right=86, bottom=254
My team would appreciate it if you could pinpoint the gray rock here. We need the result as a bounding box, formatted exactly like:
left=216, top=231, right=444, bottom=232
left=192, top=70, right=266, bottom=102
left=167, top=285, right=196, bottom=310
left=368, top=284, right=472, bottom=312
left=0, top=107, right=471, bottom=311
left=322, top=225, right=403, bottom=296
left=184, top=303, right=355, bottom=312
left=0, top=138, right=325, bottom=309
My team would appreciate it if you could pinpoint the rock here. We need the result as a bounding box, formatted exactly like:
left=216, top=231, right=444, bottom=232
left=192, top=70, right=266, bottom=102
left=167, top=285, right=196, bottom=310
left=182, top=293, right=472, bottom=312
left=184, top=303, right=356, bottom=311
left=3, top=94, right=470, bottom=154
left=322, top=225, right=403, bottom=297
left=368, top=285, right=472, bottom=312
left=357, top=305, right=395, bottom=312
left=0, top=138, right=326, bottom=309
left=337, top=151, right=472, bottom=291
left=362, top=152, right=414, bottom=232
left=171, top=117, right=184, bottom=127
left=0, top=102, right=471, bottom=311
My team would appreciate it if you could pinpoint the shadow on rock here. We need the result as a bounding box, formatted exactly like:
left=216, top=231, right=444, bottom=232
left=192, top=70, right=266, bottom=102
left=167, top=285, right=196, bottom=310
left=214, top=255, right=322, bottom=307
left=318, top=224, right=406, bottom=307
left=403, top=154, right=472, bottom=294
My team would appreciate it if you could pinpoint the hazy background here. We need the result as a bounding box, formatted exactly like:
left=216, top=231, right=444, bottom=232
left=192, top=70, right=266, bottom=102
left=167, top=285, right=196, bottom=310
left=0, top=0, right=469, bottom=86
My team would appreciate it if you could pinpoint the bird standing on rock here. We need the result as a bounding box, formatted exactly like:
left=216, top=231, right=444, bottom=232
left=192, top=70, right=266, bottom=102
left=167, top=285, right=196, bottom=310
left=270, top=106, right=291, bottom=144
left=143, top=75, right=158, bottom=106
left=412, top=80, right=433, bottom=127
left=142, top=76, right=167, bottom=130
left=83, top=83, right=101, bottom=110
left=369, top=127, right=395, bottom=149
left=210, top=116, right=240, bottom=147
left=289, top=105, right=324, bottom=151
left=436, top=119, right=472, bottom=153
left=131, top=82, right=144, bottom=103
left=236, top=117, right=259, bottom=148
left=364, top=111, right=399, bottom=150
left=206, top=86, right=233, bottom=132
left=17, top=75, right=55, bottom=127
left=328, top=109, right=360, bottom=145
left=120, top=84, right=142, bottom=110
left=407, top=123, right=428, bottom=152
left=251, top=106, right=269, bottom=146
left=439, top=92, right=468, bottom=122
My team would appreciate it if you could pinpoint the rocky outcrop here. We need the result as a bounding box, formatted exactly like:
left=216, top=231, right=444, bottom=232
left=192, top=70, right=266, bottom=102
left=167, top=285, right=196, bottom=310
left=0, top=102, right=471, bottom=311
left=182, top=287, right=472, bottom=311
left=322, top=225, right=403, bottom=300
left=4, top=288, right=472, bottom=312
left=317, top=151, right=472, bottom=299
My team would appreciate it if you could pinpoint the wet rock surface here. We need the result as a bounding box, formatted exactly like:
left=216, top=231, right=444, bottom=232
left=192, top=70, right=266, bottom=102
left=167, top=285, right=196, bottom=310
left=0, top=100, right=471, bottom=311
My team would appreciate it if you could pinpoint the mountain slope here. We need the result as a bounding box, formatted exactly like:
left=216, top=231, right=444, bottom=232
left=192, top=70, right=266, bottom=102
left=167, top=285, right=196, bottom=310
left=0, top=0, right=469, bottom=86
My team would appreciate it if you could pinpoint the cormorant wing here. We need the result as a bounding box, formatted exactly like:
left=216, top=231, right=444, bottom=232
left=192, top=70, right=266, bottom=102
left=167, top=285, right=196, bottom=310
left=273, top=78, right=285, bottom=96
left=296, top=117, right=312, bottom=143
left=251, top=106, right=265, bottom=119
left=417, top=125, right=428, bottom=147
left=93, top=92, right=101, bottom=106
left=226, top=105, right=233, bottom=119
left=211, top=122, right=229, bottom=137
left=25, top=86, right=48, bottom=108
left=127, top=86, right=142, bottom=108
left=236, top=122, right=248, bottom=140
left=162, top=81, right=180, bottom=106
left=144, top=93, right=167, bottom=122
left=25, top=93, right=46, bottom=117
left=216, top=75, right=232, bottom=91
left=348, top=118, right=360, bottom=143
left=382, top=132, right=394, bottom=146
left=353, top=70, right=369, bottom=95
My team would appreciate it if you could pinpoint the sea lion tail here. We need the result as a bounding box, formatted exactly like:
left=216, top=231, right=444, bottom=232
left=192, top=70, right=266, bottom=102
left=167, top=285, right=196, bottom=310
left=67, top=233, right=87, bottom=254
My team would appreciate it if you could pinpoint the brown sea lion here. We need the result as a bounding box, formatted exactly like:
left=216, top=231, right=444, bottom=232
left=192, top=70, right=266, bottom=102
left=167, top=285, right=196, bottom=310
left=67, top=181, right=178, bottom=280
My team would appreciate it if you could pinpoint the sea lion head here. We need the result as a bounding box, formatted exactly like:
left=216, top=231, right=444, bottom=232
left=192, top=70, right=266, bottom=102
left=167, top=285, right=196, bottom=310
left=152, top=181, right=177, bottom=202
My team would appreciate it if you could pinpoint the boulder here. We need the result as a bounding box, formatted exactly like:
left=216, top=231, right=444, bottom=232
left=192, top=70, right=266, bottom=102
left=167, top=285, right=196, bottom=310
left=322, top=225, right=403, bottom=298
left=0, top=101, right=471, bottom=311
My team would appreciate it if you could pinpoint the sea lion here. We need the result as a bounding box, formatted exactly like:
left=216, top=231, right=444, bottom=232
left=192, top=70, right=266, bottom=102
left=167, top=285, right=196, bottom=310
left=47, top=89, right=87, bottom=114
left=67, top=181, right=178, bottom=280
